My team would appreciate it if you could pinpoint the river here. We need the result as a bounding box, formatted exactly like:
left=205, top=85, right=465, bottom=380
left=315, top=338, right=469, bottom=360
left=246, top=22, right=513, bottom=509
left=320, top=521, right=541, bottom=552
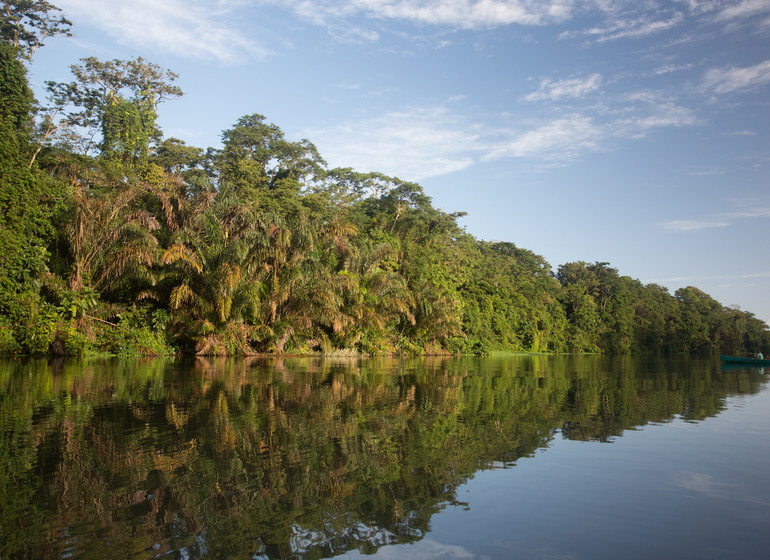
left=1, top=355, right=769, bottom=559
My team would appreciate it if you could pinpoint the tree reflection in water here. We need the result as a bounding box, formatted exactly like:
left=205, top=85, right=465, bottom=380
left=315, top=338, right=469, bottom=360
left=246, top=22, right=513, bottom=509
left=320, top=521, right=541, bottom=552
left=0, top=355, right=759, bottom=559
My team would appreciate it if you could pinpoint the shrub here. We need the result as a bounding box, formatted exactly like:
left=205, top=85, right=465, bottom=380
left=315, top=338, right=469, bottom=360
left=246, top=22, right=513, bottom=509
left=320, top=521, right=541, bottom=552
left=96, top=306, right=175, bottom=356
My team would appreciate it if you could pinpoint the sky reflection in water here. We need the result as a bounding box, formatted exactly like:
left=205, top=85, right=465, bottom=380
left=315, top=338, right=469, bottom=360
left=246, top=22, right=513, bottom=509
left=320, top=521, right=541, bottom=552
left=381, top=388, right=770, bottom=560
left=1, top=355, right=769, bottom=559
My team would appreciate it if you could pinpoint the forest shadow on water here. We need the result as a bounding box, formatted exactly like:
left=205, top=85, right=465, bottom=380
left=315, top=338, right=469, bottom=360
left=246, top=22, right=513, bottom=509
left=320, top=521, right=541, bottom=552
left=0, top=354, right=767, bottom=559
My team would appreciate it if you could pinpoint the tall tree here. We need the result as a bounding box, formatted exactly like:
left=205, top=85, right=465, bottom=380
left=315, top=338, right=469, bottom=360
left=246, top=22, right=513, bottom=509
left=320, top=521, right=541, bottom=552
left=0, top=0, right=71, bottom=61
left=215, top=113, right=325, bottom=202
left=42, top=57, right=182, bottom=162
left=0, top=42, right=51, bottom=314
left=161, top=194, right=267, bottom=354
left=675, top=286, right=723, bottom=353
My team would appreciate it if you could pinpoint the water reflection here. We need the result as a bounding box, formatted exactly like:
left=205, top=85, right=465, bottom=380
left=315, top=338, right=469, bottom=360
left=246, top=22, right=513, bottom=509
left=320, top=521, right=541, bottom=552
left=0, top=355, right=763, bottom=559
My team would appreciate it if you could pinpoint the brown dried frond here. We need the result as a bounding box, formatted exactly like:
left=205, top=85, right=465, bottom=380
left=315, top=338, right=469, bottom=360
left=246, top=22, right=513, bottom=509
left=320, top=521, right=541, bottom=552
left=162, top=244, right=203, bottom=273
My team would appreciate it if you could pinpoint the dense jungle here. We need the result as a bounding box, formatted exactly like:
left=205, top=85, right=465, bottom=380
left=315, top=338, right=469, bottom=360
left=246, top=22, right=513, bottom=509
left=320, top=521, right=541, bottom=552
left=1, top=2, right=769, bottom=357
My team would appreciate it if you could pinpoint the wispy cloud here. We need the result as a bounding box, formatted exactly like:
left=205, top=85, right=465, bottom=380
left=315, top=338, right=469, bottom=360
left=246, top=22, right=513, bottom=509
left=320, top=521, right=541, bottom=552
left=727, top=206, right=770, bottom=219
left=602, top=90, right=700, bottom=141
left=701, top=59, right=770, bottom=94
left=280, top=0, right=574, bottom=29
left=660, top=219, right=730, bottom=232
left=484, top=114, right=602, bottom=161
left=57, top=0, right=266, bottom=62
left=560, top=12, right=684, bottom=43
left=715, top=0, right=770, bottom=22
left=306, top=107, right=482, bottom=180
left=660, top=202, right=770, bottom=232
left=283, top=0, right=770, bottom=44
left=614, top=95, right=699, bottom=134
left=310, top=108, right=606, bottom=180
left=688, top=170, right=725, bottom=176
left=653, top=63, right=693, bottom=76
left=524, top=74, right=602, bottom=102
left=308, top=82, right=706, bottom=180
left=662, top=271, right=770, bottom=283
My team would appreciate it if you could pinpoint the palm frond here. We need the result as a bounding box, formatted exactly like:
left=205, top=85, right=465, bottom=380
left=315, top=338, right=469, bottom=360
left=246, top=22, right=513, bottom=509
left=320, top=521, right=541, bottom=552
left=163, top=244, right=204, bottom=273
left=170, top=283, right=195, bottom=309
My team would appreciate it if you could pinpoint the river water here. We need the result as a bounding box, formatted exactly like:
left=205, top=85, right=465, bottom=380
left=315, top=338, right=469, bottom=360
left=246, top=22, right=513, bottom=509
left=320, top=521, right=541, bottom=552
left=1, top=355, right=769, bottom=559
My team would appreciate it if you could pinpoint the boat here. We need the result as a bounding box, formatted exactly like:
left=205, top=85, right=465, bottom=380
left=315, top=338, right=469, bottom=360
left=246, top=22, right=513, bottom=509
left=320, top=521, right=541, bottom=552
left=720, top=355, right=770, bottom=366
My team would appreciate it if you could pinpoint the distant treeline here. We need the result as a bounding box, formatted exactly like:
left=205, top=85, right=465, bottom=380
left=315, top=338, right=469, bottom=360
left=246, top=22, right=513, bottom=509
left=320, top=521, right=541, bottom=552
left=1, top=4, right=768, bottom=356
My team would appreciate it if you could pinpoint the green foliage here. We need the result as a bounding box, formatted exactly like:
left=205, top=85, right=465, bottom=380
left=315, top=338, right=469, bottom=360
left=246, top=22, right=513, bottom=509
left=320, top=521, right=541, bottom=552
left=62, top=323, right=90, bottom=356
left=1, top=26, right=768, bottom=356
left=0, top=0, right=72, bottom=60
left=0, top=315, right=21, bottom=354
left=40, top=56, right=181, bottom=160
left=215, top=113, right=325, bottom=203
left=15, top=299, right=60, bottom=355
left=97, top=307, right=174, bottom=356
left=0, top=42, right=53, bottom=319
left=100, top=95, right=156, bottom=163
left=0, top=355, right=758, bottom=557
left=58, top=286, right=98, bottom=318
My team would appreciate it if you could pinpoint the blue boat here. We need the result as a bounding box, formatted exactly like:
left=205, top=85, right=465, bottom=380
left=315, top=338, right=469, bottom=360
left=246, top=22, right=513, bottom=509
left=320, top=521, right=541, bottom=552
left=720, top=355, right=770, bottom=366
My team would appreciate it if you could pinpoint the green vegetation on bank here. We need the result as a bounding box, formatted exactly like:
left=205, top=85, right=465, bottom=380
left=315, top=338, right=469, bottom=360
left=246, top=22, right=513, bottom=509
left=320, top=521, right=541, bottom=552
left=1, top=3, right=768, bottom=357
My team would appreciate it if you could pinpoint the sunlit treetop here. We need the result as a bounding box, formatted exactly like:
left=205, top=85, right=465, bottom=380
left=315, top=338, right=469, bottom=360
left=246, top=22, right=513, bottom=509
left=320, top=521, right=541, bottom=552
left=0, top=1, right=72, bottom=61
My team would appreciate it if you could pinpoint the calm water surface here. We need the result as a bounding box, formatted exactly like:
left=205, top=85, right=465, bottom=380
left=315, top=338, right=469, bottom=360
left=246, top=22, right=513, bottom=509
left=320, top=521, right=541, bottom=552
left=1, top=355, right=769, bottom=559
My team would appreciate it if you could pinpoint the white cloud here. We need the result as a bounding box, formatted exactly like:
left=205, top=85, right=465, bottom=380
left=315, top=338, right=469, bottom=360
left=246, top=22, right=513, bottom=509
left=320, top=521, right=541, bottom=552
left=609, top=91, right=700, bottom=137
left=309, top=109, right=605, bottom=180
left=727, top=206, right=770, bottom=219
left=524, top=73, right=602, bottom=102
left=660, top=201, right=770, bottom=233
left=653, top=63, right=694, bottom=76
left=485, top=114, right=602, bottom=161
left=660, top=219, right=730, bottom=231
left=715, top=0, right=770, bottom=21
left=688, top=169, right=725, bottom=175
left=56, top=0, right=266, bottom=62
left=663, top=271, right=770, bottom=283
left=560, top=12, right=684, bottom=43
left=282, top=0, right=575, bottom=29
left=701, top=60, right=770, bottom=94
left=306, top=107, right=482, bottom=180
left=308, top=84, right=704, bottom=180
left=619, top=101, right=698, bottom=131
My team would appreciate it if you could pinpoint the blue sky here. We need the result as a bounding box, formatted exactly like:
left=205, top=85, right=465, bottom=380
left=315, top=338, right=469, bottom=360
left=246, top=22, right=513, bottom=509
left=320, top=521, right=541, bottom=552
left=28, top=0, right=770, bottom=324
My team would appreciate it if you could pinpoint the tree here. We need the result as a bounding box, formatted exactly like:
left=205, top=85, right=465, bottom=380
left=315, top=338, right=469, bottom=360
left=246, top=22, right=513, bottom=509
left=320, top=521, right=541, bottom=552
left=557, top=262, right=601, bottom=351
left=632, top=283, right=680, bottom=352
left=161, top=194, right=267, bottom=354
left=0, top=42, right=51, bottom=313
left=251, top=211, right=346, bottom=353
left=0, top=0, right=71, bottom=61
left=215, top=113, right=325, bottom=202
left=675, top=286, right=722, bottom=353
left=61, top=179, right=162, bottom=293
left=42, top=57, right=182, bottom=161
left=336, top=239, right=415, bottom=353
